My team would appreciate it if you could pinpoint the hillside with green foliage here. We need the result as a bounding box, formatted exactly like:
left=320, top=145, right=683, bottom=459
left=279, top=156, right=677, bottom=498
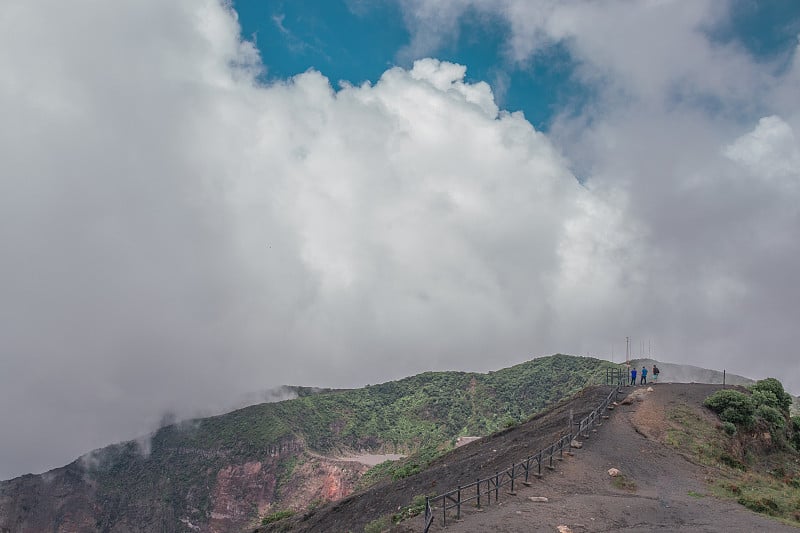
left=0, top=354, right=621, bottom=533
left=675, top=379, right=800, bottom=524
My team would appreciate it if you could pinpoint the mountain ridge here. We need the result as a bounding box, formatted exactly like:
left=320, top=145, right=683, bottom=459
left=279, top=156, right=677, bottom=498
left=3, top=355, right=795, bottom=532
left=0, top=354, right=618, bottom=532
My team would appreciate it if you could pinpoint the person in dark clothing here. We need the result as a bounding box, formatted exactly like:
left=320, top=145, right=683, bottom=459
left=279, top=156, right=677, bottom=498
left=630, top=367, right=637, bottom=386
left=653, top=365, right=660, bottom=384
left=640, top=366, right=648, bottom=385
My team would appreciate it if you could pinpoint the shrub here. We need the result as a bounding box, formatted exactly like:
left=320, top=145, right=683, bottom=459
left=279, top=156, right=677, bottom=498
left=502, top=416, right=518, bottom=429
left=392, top=462, right=421, bottom=480
left=719, top=451, right=746, bottom=470
left=392, top=495, right=428, bottom=523
left=756, top=405, right=785, bottom=430
left=737, top=494, right=780, bottom=515
left=722, top=421, right=737, bottom=436
left=750, top=378, right=792, bottom=413
left=611, top=474, right=637, bottom=491
left=704, top=390, right=754, bottom=426
left=261, top=510, right=294, bottom=525
left=751, top=390, right=780, bottom=411
left=364, top=515, right=392, bottom=533
left=792, top=416, right=800, bottom=450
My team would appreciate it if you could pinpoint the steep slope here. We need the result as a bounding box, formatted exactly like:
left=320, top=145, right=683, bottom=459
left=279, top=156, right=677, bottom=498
left=0, top=354, right=619, bottom=533
left=257, top=386, right=619, bottom=533
left=390, top=383, right=800, bottom=532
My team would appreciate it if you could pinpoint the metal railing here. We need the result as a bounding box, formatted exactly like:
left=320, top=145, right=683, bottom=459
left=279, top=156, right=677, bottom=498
left=423, top=386, right=621, bottom=532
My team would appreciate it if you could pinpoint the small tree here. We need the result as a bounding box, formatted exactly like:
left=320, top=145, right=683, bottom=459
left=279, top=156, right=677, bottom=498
left=750, top=378, right=792, bottom=413
left=756, top=405, right=785, bottom=430
left=704, top=390, right=755, bottom=427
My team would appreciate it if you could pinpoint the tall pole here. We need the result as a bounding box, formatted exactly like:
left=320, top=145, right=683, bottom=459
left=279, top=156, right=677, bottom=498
left=626, top=336, right=630, bottom=366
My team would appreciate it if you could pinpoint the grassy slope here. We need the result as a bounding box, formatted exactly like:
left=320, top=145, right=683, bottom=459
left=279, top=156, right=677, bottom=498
left=664, top=393, right=800, bottom=525
left=82, top=354, right=620, bottom=528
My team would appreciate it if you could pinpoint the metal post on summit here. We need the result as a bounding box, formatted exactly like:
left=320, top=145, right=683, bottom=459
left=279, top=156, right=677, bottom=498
left=626, top=336, right=630, bottom=367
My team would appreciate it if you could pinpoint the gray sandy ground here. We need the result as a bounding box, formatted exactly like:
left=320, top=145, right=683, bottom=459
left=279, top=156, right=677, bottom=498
left=430, top=384, right=797, bottom=532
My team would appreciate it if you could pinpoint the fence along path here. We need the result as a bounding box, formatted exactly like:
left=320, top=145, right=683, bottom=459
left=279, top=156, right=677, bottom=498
left=423, top=377, right=625, bottom=532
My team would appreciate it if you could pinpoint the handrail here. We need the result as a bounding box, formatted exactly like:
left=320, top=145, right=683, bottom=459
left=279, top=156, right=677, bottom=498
left=422, top=386, right=620, bottom=532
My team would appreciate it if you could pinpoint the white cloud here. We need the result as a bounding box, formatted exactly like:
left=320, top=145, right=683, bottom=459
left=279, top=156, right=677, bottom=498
left=0, top=1, right=632, bottom=479
left=724, top=115, right=800, bottom=182
left=398, top=0, right=800, bottom=390
left=2, top=0, right=798, bottom=482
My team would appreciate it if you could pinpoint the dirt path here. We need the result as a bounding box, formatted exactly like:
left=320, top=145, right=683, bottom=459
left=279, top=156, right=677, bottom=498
left=435, top=384, right=798, bottom=532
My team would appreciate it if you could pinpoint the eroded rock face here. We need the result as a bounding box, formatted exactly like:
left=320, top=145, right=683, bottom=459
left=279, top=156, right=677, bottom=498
left=0, top=464, right=97, bottom=533
left=277, top=456, right=368, bottom=511
left=1, top=451, right=371, bottom=533
left=207, top=461, right=274, bottom=533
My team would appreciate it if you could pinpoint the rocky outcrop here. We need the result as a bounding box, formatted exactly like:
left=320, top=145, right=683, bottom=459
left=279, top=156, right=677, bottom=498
left=0, top=463, right=97, bottom=533
left=0, top=449, right=373, bottom=533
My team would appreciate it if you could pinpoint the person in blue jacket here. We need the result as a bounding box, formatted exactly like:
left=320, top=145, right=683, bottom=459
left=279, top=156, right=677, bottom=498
left=640, top=366, right=648, bottom=385
left=630, top=367, right=637, bottom=386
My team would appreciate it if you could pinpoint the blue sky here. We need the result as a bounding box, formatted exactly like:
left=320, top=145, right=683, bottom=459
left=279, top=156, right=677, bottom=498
left=234, top=0, right=800, bottom=130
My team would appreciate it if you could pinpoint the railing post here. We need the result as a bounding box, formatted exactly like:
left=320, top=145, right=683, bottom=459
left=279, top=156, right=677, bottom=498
left=416, top=386, right=621, bottom=532
left=424, top=497, right=431, bottom=533
left=524, top=456, right=530, bottom=483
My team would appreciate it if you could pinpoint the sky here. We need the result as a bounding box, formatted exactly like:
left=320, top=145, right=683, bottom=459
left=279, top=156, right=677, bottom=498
left=0, top=0, right=798, bottom=480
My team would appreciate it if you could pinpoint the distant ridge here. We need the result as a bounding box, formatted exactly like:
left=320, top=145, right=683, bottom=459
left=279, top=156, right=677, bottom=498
left=628, top=359, right=753, bottom=386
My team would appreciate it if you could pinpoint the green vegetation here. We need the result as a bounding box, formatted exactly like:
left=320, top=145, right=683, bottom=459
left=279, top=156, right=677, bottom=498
left=697, top=378, right=800, bottom=524
left=705, top=378, right=799, bottom=449
left=261, top=510, right=295, bottom=525
left=79, top=354, right=619, bottom=530
left=364, top=494, right=430, bottom=531
left=666, top=404, right=730, bottom=466
left=392, top=494, right=429, bottom=522
left=712, top=472, right=800, bottom=524
left=703, top=390, right=755, bottom=426
left=611, top=475, right=637, bottom=491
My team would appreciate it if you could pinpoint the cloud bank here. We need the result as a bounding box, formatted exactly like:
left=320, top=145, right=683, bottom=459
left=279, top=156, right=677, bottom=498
left=1, top=0, right=798, bottom=479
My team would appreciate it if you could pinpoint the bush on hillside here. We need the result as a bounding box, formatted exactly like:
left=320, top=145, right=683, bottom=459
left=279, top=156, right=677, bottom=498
left=704, top=390, right=755, bottom=426
left=756, top=405, right=785, bottom=430
left=261, top=510, right=294, bottom=525
left=750, top=378, right=793, bottom=413
left=706, top=379, right=800, bottom=450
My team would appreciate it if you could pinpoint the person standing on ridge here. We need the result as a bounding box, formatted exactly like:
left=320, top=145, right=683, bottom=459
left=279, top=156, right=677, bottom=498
left=640, top=366, right=648, bottom=385
left=652, top=365, right=660, bottom=384
left=630, top=367, right=637, bottom=386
